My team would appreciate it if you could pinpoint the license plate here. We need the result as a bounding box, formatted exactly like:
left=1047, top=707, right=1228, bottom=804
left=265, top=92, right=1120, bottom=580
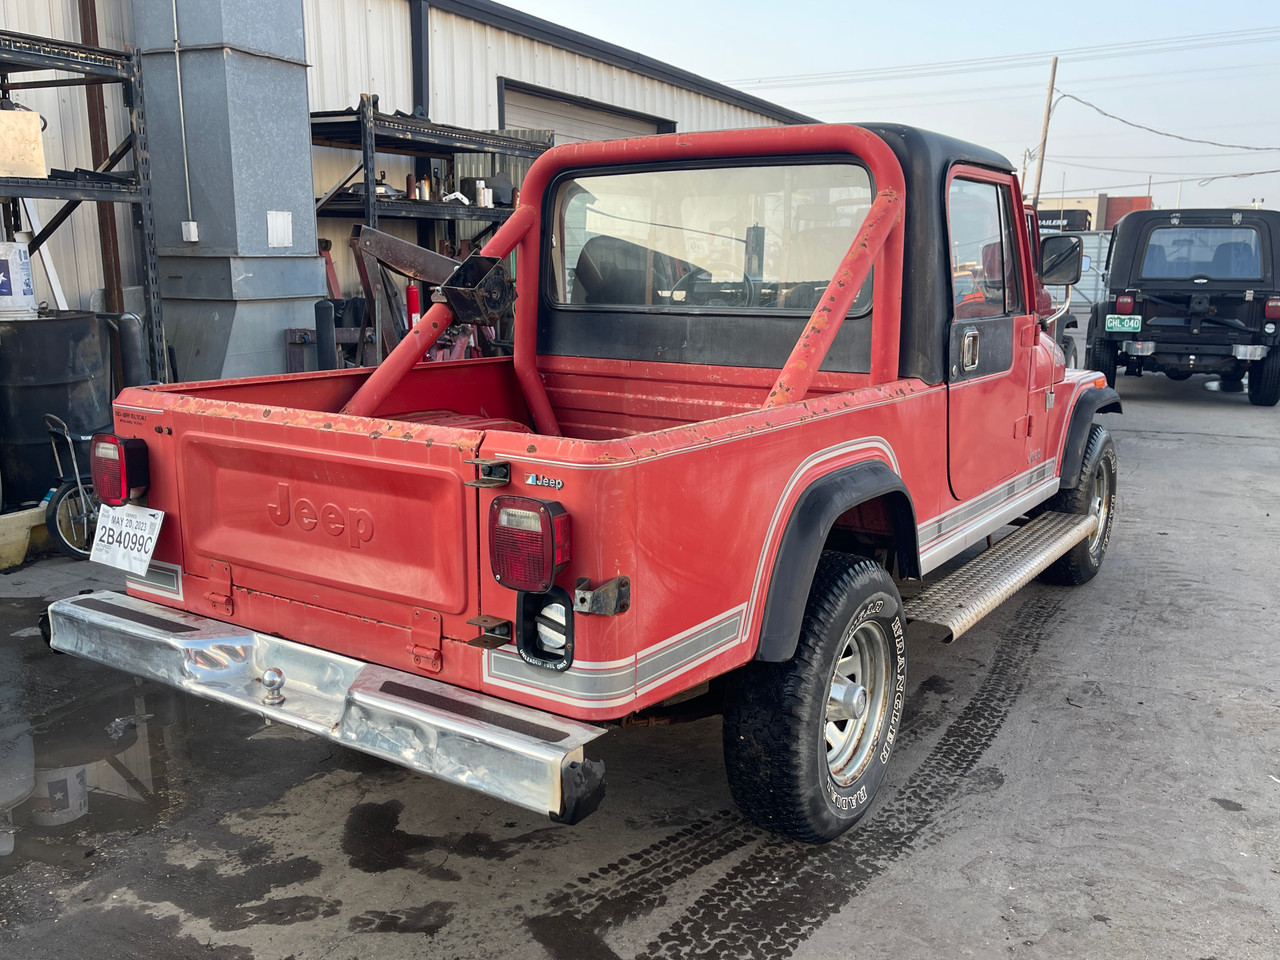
left=1105, top=314, right=1142, bottom=332
left=90, top=503, right=164, bottom=575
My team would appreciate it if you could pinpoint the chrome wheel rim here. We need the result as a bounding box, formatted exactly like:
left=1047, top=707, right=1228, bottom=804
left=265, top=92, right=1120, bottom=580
left=1087, top=461, right=1111, bottom=555
left=825, top=617, right=890, bottom=786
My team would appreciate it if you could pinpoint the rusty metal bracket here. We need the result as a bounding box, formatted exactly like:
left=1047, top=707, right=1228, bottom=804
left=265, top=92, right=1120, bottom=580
left=465, top=615, right=513, bottom=649
left=349, top=224, right=458, bottom=284
left=573, top=576, right=631, bottom=616
left=464, top=458, right=510, bottom=488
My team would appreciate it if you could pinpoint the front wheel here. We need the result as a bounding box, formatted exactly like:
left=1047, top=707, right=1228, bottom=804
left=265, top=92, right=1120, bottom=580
left=1248, top=350, right=1280, bottom=406
left=45, top=481, right=99, bottom=560
left=1038, top=425, right=1117, bottom=586
left=723, top=553, right=906, bottom=843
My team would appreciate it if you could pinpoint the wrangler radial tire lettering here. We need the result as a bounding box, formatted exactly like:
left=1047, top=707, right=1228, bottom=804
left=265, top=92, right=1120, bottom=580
left=723, top=553, right=906, bottom=843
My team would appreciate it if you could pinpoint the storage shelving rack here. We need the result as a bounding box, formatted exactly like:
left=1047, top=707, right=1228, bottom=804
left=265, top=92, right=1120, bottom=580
left=0, top=29, right=164, bottom=381
left=311, top=93, right=551, bottom=252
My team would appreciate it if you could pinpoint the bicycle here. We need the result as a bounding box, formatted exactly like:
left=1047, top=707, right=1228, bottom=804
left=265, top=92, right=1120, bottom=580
left=42, top=414, right=101, bottom=560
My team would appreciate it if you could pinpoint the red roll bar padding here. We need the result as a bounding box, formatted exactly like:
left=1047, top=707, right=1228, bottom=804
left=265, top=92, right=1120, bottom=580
left=341, top=206, right=536, bottom=419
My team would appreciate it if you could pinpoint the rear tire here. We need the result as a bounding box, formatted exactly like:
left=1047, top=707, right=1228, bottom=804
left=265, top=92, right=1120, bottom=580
left=1091, top=340, right=1118, bottom=387
left=1247, top=351, right=1280, bottom=406
left=723, top=553, right=906, bottom=843
left=45, top=481, right=98, bottom=560
left=1038, top=425, right=1117, bottom=586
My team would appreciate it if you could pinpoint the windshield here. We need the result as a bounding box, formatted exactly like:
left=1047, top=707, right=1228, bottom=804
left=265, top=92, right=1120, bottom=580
left=1139, top=225, right=1262, bottom=280
left=550, top=162, right=874, bottom=314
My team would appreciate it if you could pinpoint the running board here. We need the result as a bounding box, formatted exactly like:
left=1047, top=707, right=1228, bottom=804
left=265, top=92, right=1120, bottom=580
left=903, top=511, right=1098, bottom=643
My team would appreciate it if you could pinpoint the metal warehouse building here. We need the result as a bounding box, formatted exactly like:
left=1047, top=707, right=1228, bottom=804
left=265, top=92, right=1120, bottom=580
left=0, top=0, right=808, bottom=378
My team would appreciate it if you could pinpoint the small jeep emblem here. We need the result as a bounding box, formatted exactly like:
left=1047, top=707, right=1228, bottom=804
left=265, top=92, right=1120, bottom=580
left=525, top=473, right=564, bottom=490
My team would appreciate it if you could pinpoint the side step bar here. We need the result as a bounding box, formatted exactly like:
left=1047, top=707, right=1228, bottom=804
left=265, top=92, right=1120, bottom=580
left=48, top=592, right=608, bottom=823
left=903, top=511, right=1097, bottom=643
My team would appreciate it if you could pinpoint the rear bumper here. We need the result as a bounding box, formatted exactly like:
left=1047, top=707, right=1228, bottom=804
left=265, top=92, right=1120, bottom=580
left=48, top=592, right=607, bottom=823
left=1110, top=338, right=1268, bottom=365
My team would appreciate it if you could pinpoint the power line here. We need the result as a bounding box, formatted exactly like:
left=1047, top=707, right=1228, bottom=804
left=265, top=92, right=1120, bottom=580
left=1044, top=157, right=1274, bottom=176
left=785, top=59, right=1280, bottom=110
left=1036, top=168, right=1280, bottom=193
left=1055, top=91, right=1280, bottom=151
left=724, top=27, right=1280, bottom=89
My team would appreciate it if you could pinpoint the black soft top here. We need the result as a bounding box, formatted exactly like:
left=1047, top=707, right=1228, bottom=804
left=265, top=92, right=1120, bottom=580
left=1107, top=208, right=1280, bottom=292
left=860, top=124, right=1016, bottom=384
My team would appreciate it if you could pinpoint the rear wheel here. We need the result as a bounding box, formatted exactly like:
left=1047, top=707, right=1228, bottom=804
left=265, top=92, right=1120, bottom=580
left=1091, top=340, right=1118, bottom=387
left=723, top=553, right=906, bottom=843
left=1248, top=350, right=1280, bottom=406
left=45, top=481, right=98, bottom=560
left=1038, top=425, right=1117, bottom=586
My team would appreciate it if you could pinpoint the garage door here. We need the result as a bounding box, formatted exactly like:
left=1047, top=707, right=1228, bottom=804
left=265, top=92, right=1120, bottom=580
left=502, top=87, right=660, bottom=144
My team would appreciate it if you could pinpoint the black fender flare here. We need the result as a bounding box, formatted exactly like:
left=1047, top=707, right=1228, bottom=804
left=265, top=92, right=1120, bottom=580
left=755, top=460, right=918, bottom=663
left=1059, top=386, right=1122, bottom=489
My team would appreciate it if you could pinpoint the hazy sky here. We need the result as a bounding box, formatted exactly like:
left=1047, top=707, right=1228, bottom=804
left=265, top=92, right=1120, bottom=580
left=506, top=1, right=1279, bottom=210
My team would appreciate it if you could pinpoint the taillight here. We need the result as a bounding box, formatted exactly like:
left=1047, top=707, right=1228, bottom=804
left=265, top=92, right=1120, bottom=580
left=1115, top=295, right=1135, bottom=314
left=90, top=433, right=150, bottom=506
left=489, top=495, right=570, bottom=593
left=1265, top=298, right=1280, bottom=320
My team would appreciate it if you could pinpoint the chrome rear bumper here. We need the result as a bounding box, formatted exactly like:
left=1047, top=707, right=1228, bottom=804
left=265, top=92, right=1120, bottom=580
left=48, top=592, right=607, bottom=822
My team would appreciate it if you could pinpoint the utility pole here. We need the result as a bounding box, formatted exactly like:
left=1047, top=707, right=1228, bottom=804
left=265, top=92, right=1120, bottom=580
left=1031, top=56, right=1058, bottom=210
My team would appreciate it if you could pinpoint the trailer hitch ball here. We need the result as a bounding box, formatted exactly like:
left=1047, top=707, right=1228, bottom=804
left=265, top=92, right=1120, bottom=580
left=261, top=667, right=286, bottom=706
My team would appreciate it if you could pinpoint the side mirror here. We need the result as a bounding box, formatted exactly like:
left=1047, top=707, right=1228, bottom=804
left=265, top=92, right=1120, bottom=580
left=1080, top=254, right=1092, bottom=273
left=1040, top=234, right=1083, bottom=285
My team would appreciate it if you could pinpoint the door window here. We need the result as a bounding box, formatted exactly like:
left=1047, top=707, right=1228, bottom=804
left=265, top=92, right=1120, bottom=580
left=948, top=178, right=1023, bottom=319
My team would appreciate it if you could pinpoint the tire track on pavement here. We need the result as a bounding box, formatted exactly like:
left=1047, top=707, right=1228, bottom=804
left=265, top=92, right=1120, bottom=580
left=527, top=591, right=1064, bottom=959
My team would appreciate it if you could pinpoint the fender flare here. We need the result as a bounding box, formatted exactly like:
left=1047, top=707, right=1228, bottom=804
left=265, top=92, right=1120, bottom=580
left=755, top=460, right=918, bottom=662
left=1059, top=386, right=1122, bottom=489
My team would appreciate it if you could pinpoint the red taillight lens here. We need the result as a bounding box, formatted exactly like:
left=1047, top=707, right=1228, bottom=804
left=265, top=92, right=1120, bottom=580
left=489, top=496, right=570, bottom=593
left=1265, top=298, right=1280, bottom=320
left=1115, top=295, right=1135, bottom=314
left=90, top=433, right=150, bottom=506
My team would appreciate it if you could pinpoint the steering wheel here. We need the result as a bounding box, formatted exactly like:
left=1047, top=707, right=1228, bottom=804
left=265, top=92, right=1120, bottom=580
left=670, top=263, right=757, bottom=308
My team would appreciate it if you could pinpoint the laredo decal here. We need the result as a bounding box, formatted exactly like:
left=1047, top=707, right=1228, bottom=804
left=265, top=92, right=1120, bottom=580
left=525, top=473, right=564, bottom=490
left=266, top=482, right=374, bottom=548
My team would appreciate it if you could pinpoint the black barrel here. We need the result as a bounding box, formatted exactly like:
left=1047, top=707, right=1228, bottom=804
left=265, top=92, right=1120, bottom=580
left=0, top=312, right=112, bottom=506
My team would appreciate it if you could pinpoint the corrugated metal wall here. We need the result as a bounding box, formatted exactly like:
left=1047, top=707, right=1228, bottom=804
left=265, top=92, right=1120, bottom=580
left=0, top=0, right=137, bottom=311
left=303, top=0, right=417, bottom=298
left=4, top=0, right=789, bottom=306
left=304, top=2, right=787, bottom=298
left=428, top=8, right=784, bottom=133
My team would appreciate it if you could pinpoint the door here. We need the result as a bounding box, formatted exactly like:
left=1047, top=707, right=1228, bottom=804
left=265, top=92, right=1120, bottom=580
left=946, top=169, right=1036, bottom=501
left=502, top=85, right=661, bottom=144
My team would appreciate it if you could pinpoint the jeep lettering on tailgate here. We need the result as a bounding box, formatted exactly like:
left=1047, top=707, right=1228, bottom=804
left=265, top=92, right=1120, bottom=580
left=266, top=482, right=375, bottom=548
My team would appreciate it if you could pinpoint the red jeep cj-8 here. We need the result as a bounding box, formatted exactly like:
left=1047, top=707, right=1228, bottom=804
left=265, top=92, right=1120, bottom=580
left=51, top=124, right=1120, bottom=843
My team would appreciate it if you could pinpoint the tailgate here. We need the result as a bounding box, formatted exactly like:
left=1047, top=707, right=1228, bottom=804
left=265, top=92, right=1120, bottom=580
left=173, top=417, right=478, bottom=617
